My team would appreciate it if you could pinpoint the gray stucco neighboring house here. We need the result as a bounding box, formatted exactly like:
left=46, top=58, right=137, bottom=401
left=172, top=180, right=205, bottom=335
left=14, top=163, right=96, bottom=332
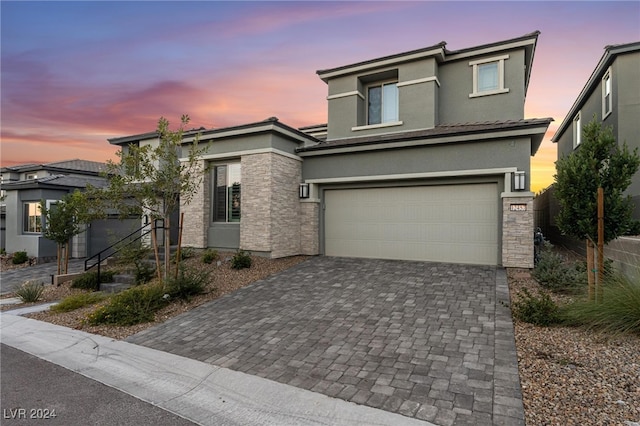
left=0, top=159, right=134, bottom=262
left=536, top=41, right=640, bottom=274
left=551, top=40, right=640, bottom=220
left=109, top=32, right=552, bottom=268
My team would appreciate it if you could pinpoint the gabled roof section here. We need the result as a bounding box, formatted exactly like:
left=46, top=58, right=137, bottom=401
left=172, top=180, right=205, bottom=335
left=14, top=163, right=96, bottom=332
left=1, top=174, right=108, bottom=191
left=552, top=40, right=640, bottom=142
left=297, top=118, right=552, bottom=157
left=109, top=117, right=319, bottom=147
left=316, top=31, right=540, bottom=92
left=1, top=159, right=107, bottom=175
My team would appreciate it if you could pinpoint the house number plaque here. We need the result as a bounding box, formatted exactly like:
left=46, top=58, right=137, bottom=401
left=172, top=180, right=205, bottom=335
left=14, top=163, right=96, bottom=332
left=509, top=204, right=527, bottom=212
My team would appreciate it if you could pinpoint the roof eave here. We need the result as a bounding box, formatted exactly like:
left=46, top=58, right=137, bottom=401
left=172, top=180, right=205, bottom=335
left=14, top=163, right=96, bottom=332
left=552, top=41, right=640, bottom=142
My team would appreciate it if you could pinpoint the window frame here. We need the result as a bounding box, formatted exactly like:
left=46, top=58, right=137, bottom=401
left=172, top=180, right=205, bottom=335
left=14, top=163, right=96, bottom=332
left=212, top=162, right=241, bottom=223
left=602, top=68, right=612, bottom=119
left=573, top=112, right=582, bottom=148
left=469, top=54, right=510, bottom=98
left=23, top=201, right=42, bottom=234
left=366, top=79, right=399, bottom=125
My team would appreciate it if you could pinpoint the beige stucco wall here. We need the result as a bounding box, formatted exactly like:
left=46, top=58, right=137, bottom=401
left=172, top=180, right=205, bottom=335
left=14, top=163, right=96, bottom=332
left=502, top=195, right=534, bottom=268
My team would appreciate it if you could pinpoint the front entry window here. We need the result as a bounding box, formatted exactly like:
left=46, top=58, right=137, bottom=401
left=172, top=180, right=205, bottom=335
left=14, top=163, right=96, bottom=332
left=23, top=202, right=42, bottom=233
left=213, top=163, right=241, bottom=222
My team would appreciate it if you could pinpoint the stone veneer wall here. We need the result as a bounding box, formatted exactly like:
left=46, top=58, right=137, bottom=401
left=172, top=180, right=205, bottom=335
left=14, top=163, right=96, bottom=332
left=180, top=160, right=209, bottom=248
left=241, top=152, right=303, bottom=258
left=269, top=154, right=302, bottom=258
left=502, top=196, right=534, bottom=268
left=300, top=201, right=320, bottom=255
left=241, top=153, right=272, bottom=252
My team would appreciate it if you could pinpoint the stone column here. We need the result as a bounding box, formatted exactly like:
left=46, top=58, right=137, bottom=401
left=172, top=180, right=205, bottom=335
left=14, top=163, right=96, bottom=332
left=180, top=160, right=209, bottom=248
left=502, top=195, right=534, bottom=268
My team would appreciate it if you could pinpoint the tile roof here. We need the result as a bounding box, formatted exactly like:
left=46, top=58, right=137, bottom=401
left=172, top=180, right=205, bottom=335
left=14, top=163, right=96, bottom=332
left=296, top=118, right=553, bottom=153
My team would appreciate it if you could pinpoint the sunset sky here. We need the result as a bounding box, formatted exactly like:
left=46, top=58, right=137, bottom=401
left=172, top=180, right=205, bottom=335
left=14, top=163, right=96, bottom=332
left=2, top=1, right=639, bottom=193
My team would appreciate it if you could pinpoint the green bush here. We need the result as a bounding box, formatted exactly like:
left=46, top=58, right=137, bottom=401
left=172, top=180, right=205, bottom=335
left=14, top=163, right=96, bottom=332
left=532, top=244, right=586, bottom=294
left=71, top=271, right=116, bottom=290
left=563, top=272, right=640, bottom=335
left=87, top=284, right=168, bottom=326
left=15, top=280, right=44, bottom=303
left=12, top=251, right=29, bottom=265
left=231, top=249, right=252, bottom=270
left=165, top=266, right=211, bottom=301
left=202, top=249, right=219, bottom=264
left=171, top=247, right=195, bottom=262
left=51, top=292, right=106, bottom=313
left=512, top=288, right=563, bottom=326
left=135, top=263, right=155, bottom=285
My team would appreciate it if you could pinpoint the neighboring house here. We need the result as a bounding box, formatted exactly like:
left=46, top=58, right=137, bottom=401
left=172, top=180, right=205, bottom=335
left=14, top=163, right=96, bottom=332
left=110, top=32, right=552, bottom=268
left=551, top=41, right=640, bottom=220
left=538, top=41, right=640, bottom=273
left=0, top=159, right=135, bottom=262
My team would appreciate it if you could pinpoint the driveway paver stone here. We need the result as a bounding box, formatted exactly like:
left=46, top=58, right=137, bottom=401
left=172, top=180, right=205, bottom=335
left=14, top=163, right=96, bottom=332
left=127, top=257, right=524, bottom=426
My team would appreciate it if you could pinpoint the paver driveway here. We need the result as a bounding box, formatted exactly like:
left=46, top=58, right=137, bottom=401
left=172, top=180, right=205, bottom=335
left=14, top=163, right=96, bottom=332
left=127, top=257, right=524, bottom=426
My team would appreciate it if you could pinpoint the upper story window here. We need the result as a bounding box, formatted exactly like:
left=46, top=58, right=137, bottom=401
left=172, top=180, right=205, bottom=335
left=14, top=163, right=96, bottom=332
left=212, top=163, right=241, bottom=223
left=469, top=55, right=510, bottom=98
left=23, top=202, right=42, bottom=233
left=573, top=112, right=582, bottom=148
left=602, top=68, right=612, bottom=118
left=25, top=173, right=37, bottom=180
left=368, top=81, right=398, bottom=125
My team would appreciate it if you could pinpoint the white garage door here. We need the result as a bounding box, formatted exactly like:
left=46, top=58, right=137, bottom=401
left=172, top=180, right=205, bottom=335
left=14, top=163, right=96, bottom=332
left=324, top=183, right=498, bottom=265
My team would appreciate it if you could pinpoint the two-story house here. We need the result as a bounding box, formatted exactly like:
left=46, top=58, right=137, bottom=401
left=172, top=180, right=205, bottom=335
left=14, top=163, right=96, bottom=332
left=110, top=32, right=552, bottom=268
left=546, top=40, right=640, bottom=272
left=1, top=159, right=136, bottom=262
left=552, top=41, right=640, bottom=219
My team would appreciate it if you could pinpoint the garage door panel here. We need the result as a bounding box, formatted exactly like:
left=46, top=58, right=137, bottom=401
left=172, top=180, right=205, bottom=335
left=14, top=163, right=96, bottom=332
left=325, top=184, right=498, bottom=265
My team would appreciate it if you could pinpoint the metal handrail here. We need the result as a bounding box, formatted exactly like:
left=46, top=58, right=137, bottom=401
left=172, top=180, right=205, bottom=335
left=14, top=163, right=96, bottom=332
left=84, top=220, right=155, bottom=289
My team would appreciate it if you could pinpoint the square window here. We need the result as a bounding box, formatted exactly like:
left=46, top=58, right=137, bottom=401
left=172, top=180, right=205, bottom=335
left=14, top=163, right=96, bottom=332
left=212, top=163, right=241, bottom=222
left=469, top=55, right=509, bottom=97
left=368, top=82, right=398, bottom=125
left=23, top=202, right=42, bottom=233
left=478, top=62, right=498, bottom=92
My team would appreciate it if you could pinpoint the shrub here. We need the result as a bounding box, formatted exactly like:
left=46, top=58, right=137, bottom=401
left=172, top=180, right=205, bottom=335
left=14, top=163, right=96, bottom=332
left=71, top=271, right=116, bottom=290
left=171, top=247, right=195, bottom=262
left=87, top=284, right=168, bottom=326
left=202, top=249, right=219, bottom=264
left=15, top=280, right=44, bottom=303
left=12, top=251, right=29, bottom=265
left=165, top=266, right=211, bottom=301
left=563, top=272, right=640, bottom=336
left=134, top=263, right=155, bottom=285
left=512, top=287, right=563, bottom=327
left=231, top=249, right=252, bottom=270
left=532, top=244, right=586, bottom=294
left=51, top=292, right=106, bottom=313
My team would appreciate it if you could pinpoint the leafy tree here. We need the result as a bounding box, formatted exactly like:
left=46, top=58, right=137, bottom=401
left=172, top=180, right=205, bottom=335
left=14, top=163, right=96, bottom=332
left=40, top=190, right=93, bottom=275
left=555, top=117, right=639, bottom=243
left=98, top=115, right=207, bottom=279
left=554, top=117, right=639, bottom=299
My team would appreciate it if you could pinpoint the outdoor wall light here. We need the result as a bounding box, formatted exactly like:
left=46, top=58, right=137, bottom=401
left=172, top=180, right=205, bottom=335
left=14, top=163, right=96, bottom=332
left=299, top=183, right=310, bottom=199
left=514, top=171, right=526, bottom=191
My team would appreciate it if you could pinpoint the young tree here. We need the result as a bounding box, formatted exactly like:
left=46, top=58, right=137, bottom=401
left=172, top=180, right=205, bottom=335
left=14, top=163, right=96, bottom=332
left=554, top=117, right=639, bottom=296
left=40, top=190, right=93, bottom=275
left=100, top=115, right=207, bottom=279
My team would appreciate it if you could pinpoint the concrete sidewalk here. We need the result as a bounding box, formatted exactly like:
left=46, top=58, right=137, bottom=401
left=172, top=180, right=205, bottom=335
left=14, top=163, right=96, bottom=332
left=0, top=313, right=434, bottom=426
